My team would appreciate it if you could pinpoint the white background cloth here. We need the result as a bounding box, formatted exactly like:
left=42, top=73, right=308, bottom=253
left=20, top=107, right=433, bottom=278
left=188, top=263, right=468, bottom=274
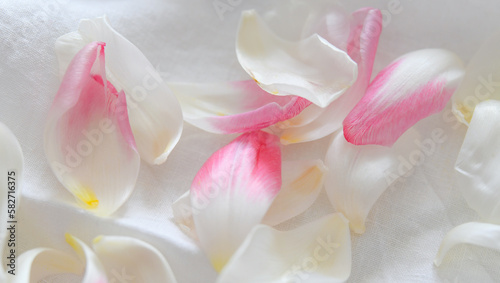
left=1, top=0, right=500, bottom=282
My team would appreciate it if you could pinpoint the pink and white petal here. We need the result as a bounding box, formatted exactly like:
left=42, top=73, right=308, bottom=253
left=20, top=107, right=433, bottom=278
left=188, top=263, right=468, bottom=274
left=325, top=129, right=419, bottom=234
left=172, top=190, right=198, bottom=241
left=263, top=160, right=327, bottom=226
left=271, top=8, right=383, bottom=144
left=93, top=235, right=177, bottom=283
left=455, top=100, right=500, bottom=224
left=56, top=16, right=183, bottom=165
left=44, top=42, right=140, bottom=217
left=217, top=213, right=351, bottom=283
left=435, top=222, right=500, bottom=266
left=12, top=248, right=83, bottom=283
left=168, top=80, right=310, bottom=134
left=65, top=234, right=108, bottom=283
left=452, top=30, right=500, bottom=125
left=191, top=131, right=281, bottom=272
left=237, top=10, right=358, bottom=108
left=344, top=49, right=465, bottom=147
left=0, top=122, right=23, bottom=275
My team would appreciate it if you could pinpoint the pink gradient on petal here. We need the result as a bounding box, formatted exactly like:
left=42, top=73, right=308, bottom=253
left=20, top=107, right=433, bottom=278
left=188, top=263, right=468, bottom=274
left=191, top=131, right=281, bottom=201
left=212, top=81, right=311, bottom=133
left=344, top=75, right=453, bottom=146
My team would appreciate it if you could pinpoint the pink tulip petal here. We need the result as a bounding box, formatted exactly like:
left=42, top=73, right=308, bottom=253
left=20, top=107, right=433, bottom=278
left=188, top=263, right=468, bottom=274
left=190, top=131, right=281, bottom=272
left=343, top=49, right=465, bottom=146
left=169, top=80, right=310, bottom=134
left=44, top=41, right=140, bottom=216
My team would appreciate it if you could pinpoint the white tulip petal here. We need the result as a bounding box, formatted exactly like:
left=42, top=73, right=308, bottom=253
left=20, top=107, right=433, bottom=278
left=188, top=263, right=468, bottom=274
left=56, top=16, right=183, bottom=165
left=263, top=160, right=327, bottom=226
left=172, top=190, right=198, bottom=241
left=169, top=80, right=310, bottom=134
left=325, top=130, right=420, bottom=233
left=66, top=234, right=108, bottom=283
left=237, top=10, right=357, bottom=108
left=0, top=122, right=23, bottom=278
left=93, top=235, right=177, bottom=283
left=455, top=100, right=500, bottom=223
left=435, top=222, right=500, bottom=266
left=218, top=213, right=351, bottom=283
left=12, top=248, right=83, bottom=283
left=45, top=42, right=140, bottom=216
left=452, top=30, right=500, bottom=125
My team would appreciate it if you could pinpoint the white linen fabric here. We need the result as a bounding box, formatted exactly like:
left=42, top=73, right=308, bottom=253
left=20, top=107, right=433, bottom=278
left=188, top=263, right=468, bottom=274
left=1, top=0, right=500, bottom=282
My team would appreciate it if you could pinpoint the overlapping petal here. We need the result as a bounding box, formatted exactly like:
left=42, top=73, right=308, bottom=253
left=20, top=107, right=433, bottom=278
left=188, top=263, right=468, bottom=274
left=344, top=49, right=465, bottom=146
left=455, top=100, right=500, bottom=224
left=435, top=222, right=500, bottom=266
left=271, top=7, right=383, bottom=144
left=325, top=130, right=419, bottom=233
left=191, top=131, right=281, bottom=271
left=93, top=235, right=178, bottom=282
left=169, top=80, right=310, bottom=134
left=217, top=213, right=351, bottom=283
left=56, top=16, right=183, bottom=165
left=236, top=10, right=358, bottom=108
left=44, top=42, right=140, bottom=216
left=452, top=30, right=500, bottom=125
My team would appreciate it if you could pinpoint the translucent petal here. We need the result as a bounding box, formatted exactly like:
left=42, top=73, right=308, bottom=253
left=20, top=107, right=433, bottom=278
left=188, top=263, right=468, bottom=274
left=452, top=30, right=500, bottom=125
left=169, top=80, right=310, bottom=134
left=325, top=129, right=420, bottom=233
left=263, top=160, right=327, bottom=226
left=191, top=131, right=281, bottom=272
left=66, top=234, right=108, bottom=283
left=217, top=213, right=351, bottom=283
left=56, top=16, right=183, bottom=165
left=455, top=100, right=500, bottom=223
left=435, top=222, right=500, bottom=266
left=45, top=42, right=140, bottom=216
left=93, top=235, right=177, bottom=283
left=344, top=49, right=465, bottom=146
left=237, top=10, right=357, bottom=108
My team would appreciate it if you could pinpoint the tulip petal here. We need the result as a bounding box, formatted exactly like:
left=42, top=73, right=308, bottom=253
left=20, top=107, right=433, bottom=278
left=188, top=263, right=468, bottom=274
left=13, top=248, right=83, bottom=283
left=168, top=80, right=310, bottom=134
left=93, top=235, right=178, bottom=283
left=45, top=42, right=140, bottom=216
left=455, top=100, right=500, bottom=223
left=217, top=213, right=351, bottom=283
left=325, top=130, right=419, bottom=233
left=263, top=160, right=327, bottom=226
left=237, top=10, right=358, bottom=108
left=172, top=190, right=198, bottom=241
left=452, top=30, right=500, bottom=125
left=65, top=233, right=108, bottom=283
left=434, top=222, right=500, bottom=266
left=271, top=7, right=382, bottom=144
left=344, top=49, right=465, bottom=146
left=191, top=131, right=281, bottom=272
left=0, top=123, right=23, bottom=271
left=56, top=16, right=183, bottom=165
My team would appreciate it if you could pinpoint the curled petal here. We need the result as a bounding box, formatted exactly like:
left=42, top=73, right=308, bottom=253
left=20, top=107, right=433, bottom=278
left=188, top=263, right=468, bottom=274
left=13, top=248, right=83, bottom=283
left=325, top=130, right=419, bottom=233
left=455, top=100, right=500, bottom=223
left=44, top=42, right=140, bottom=216
left=93, top=235, right=178, bottom=283
left=217, top=213, right=351, bottom=283
left=169, top=81, right=310, bottom=134
left=66, top=233, right=108, bottom=283
left=344, top=49, right=465, bottom=146
left=435, top=222, right=500, bottom=266
left=56, top=16, right=183, bottom=165
left=191, top=131, right=281, bottom=272
left=271, top=7, right=382, bottom=144
left=263, top=160, right=327, bottom=226
left=452, top=30, right=500, bottom=125
left=172, top=190, right=198, bottom=241
left=237, top=10, right=358, bottom=108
